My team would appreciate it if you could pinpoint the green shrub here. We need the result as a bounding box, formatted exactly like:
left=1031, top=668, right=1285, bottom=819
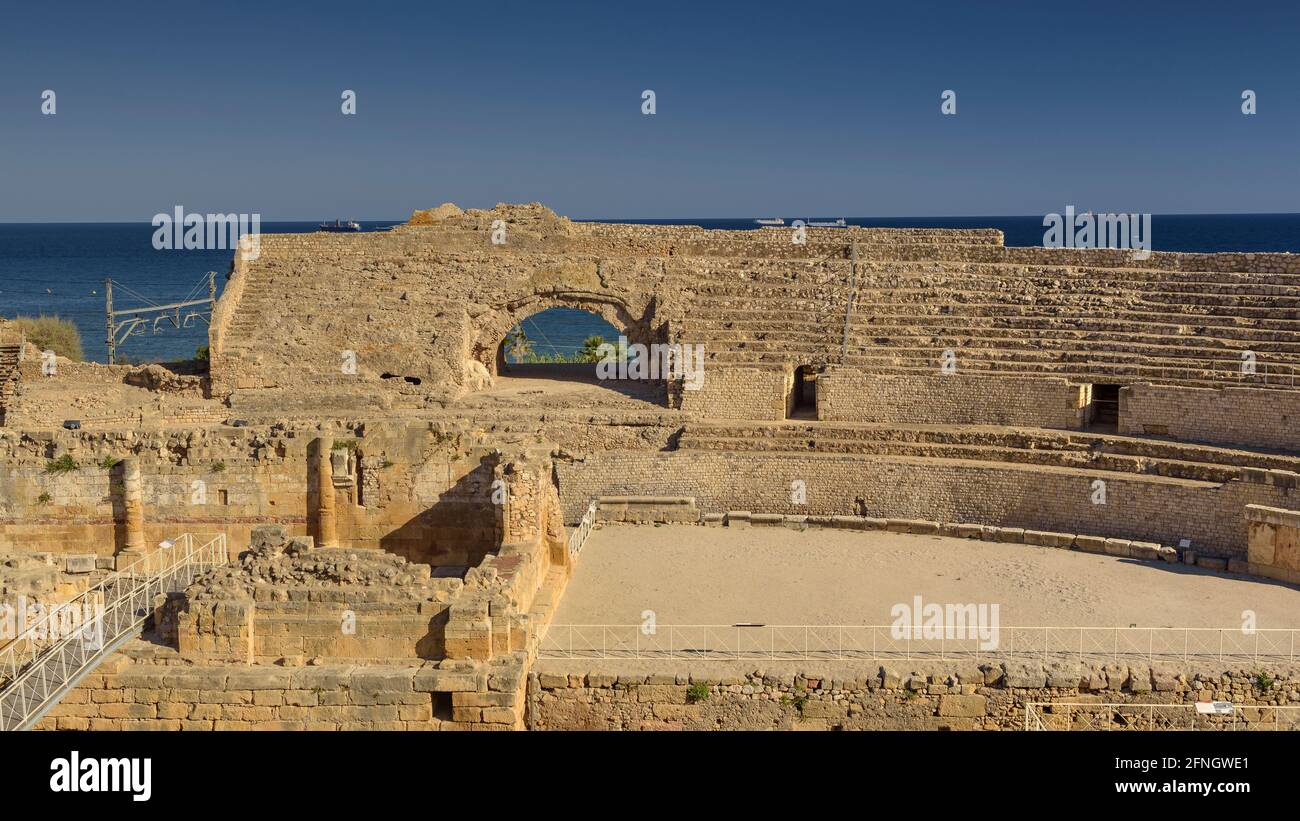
left=37, top=492, right=52, bottom=504
left=332, top=439, right=358, bottom=451
left=195, top=345, right=210, bottom=361
left=212, top=461, right=226, bottom=473
left=1256, top=672, right=1275, bottom=691
left=99, top=455, right=122, bottom=469
left=9, top=315, right=83, bottom=361
left=45, top=454, right=79, bottom=473
left=685, top=683, right=710, bottom=703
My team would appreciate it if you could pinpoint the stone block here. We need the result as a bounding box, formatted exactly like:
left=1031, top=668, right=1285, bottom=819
left=936, top=694, right=987, bottom=717
left=1002, top=660, right=1046, bottom=688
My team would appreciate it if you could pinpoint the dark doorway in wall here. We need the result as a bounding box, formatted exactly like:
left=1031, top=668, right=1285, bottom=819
left=789, top=365, right=818, bottom=419
left=1091, top=383, right=1120, bottom=428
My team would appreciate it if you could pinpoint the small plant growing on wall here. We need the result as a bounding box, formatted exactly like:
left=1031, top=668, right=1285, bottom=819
left=45, top=454, right=78, bottom=473
left=212, top=461, right=226, bottom=473
left=37, top=492, right=52, bottom=504
left=781, top=693, right=808, bottom=713
left=332, top=439, right=359, bottom=451
left=99, top=455, right=122, bottom=469
left=1256, top=671, right=1275, bottom=691
left=686, top=683, right=710, bottom=703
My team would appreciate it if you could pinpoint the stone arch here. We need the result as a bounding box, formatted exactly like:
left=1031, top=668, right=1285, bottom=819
left=470, top=289, right=659, bottom=377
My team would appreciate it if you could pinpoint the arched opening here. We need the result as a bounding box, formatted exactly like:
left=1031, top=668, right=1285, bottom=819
left=498, top=307, right=619, bottom=374
left=473, top=305, right=666, bottom=406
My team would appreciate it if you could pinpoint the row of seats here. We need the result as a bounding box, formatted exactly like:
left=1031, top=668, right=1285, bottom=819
left=676, top=421, right=1300, bottom=483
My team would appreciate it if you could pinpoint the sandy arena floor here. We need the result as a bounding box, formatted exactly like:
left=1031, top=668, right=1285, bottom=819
left=553, top=524, right=1300, bottom=629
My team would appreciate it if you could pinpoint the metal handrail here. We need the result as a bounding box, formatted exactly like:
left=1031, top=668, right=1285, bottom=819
left=536, top=624, right=1300, bottom=664
left=0, top=533, right=229, bottom=731
left=567, top=500, right=599, bottom=558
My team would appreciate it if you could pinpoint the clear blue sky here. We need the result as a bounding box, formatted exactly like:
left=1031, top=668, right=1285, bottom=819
left=1, top=0, right=1297, bottom=221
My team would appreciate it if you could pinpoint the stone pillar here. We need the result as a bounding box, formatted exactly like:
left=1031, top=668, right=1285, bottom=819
left=116, top=458, right=147, bottom=569
left=312, top=437, right=338, bottom=548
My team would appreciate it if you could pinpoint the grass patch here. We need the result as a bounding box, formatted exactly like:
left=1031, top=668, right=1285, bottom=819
left=685, top=683, right=710, bottom=703
left=332, top=439, right=358, bottom=452
left=45, top=454, right=79, bottom=473
left=37, top=492, right=52, bottom=504
left=9, top=315, right=84, bottom=361
left=781, top=693, right=808, bottom=713
left=99, top=455, right=122, bottom=469
left=1256, top=672, right=1274, bottom=691
left=212, top=461, right=226, bottom=473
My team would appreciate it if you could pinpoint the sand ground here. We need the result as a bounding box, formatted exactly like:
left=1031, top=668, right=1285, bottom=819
left=553, top=523, right=1300, bottom=629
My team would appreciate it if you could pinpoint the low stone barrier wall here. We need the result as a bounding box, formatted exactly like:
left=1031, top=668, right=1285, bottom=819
left=819, top=371, right=1087, bottom=429
left=36, top=655, right=524, bottom=731
left=527, top=659, right=1300, bottom=731
left=1246, top=504, right=1300, bottom=585
left=1120, top=383, right=1300, bottom=452
left=556, top=450, right=1293, bottom=560
left=708, top=510, right=1178, bottom=563
left=595, top=496, right=699, bottom=524
left=678, top=367, right=789, bottom=420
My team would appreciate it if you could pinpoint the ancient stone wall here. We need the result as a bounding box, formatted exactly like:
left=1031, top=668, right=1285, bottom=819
left=204, top=204, right=1300, bottom=418
left=35, top=658, right=520, bottom=730
left=677, top=366, right=789, bottom=420
left=555, top=451, right=1298, bottom=558
left=527, top=659, right=1300, bottom=731
left=0, top=421, right=502, bottom=564
left=1120, top=382, right=1300, bottom=452
left=818, top=371, right=1087, bottom=428
left=1245, top=504, right=1300, bottom=585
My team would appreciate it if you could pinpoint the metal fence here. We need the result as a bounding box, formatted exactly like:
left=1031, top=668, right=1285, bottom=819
left=537, top=624, right=1300, bottom=664
left=1025, top=701, right=1300, bottom=731
left=0, top=533, right=229, bottom=731
left=568, top=500, right=599, bottom=559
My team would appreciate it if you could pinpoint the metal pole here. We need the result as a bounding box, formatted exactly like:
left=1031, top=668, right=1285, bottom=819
left=105, top=279, right=114, bottom=365
left=840, top=241, right=858, bottom=361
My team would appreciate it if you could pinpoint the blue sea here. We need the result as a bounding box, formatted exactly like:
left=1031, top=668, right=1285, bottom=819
left=3, top=215, right=1300, bottom=363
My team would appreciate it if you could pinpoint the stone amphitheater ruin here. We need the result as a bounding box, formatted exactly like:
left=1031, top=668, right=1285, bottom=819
left=3, top=201, right=1300, bottom=730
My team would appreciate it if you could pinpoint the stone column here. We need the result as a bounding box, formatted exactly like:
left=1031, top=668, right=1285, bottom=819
left=312, top=437, right=338, bottom=548
left=115, top=458, right=147, bottom=569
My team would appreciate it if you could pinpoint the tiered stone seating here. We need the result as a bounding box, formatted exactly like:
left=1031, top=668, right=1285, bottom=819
left=676, top=421, right=1300, bottom=483
left=678, top=259, right=1300, bottom=389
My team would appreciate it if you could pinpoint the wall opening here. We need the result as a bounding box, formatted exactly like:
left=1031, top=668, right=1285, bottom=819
left=788, top=365, right=818, bottom=419
left=1090, top=383, right=1120, bottom=429
left=482, top=306, right=663, bottom=404
left=498, top=307, right=621, bottom=373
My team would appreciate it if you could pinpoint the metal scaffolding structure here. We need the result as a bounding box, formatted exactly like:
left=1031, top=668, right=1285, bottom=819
left=105, top=271, right=217, bottom=364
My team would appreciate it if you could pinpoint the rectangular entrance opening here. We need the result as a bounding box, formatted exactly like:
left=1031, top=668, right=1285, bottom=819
left=788, top=365, right=818, bottom=419
left=1091, top=383, right=1120, bottom=427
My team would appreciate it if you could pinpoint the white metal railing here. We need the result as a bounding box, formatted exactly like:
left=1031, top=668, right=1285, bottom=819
left=0, top=533, right=229, bottom=731
left=1025, top=702, right=1300, bottom=731
left=1220, top=359, right=1299, bottom=389
left=567, top=500, right=599, bottom=559
left=537, top=624, right=1300, bottom=664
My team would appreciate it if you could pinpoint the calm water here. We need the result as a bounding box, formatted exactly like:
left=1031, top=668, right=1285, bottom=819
left=3, top=215, right=1300, bottom=363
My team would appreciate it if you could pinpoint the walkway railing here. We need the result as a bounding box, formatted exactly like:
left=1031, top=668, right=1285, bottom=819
left=567, top=500, right=599, bottom=559
left=1025, top=701, right=1300, bottom=731
left=0, top=533, right=229, bottom=731
left=537, top=624, right=1300, bottom=664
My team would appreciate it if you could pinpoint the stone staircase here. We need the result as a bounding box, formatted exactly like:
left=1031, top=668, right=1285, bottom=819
left=0, top=338, right=24, bottom=426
